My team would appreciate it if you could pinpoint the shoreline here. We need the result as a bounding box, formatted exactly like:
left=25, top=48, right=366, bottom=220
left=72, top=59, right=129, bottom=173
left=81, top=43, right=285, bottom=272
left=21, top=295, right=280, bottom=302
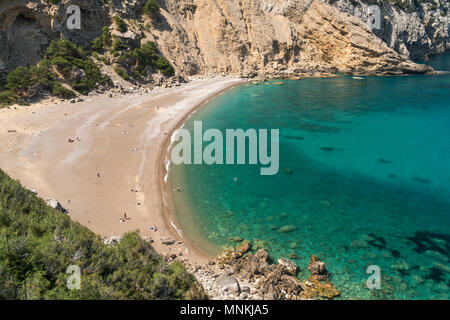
left=0, top=77, right=244, bottom=270
left=157, top=80, right=246, bottom=262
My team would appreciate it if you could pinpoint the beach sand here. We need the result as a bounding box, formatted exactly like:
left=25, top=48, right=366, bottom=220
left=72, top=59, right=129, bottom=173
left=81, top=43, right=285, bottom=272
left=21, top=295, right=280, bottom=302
left=0, top=77, right=243, bottom=267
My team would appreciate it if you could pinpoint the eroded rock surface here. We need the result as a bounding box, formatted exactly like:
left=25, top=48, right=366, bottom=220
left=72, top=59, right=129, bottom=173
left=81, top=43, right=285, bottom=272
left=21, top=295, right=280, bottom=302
left=0, top=0, right=440, bottom=80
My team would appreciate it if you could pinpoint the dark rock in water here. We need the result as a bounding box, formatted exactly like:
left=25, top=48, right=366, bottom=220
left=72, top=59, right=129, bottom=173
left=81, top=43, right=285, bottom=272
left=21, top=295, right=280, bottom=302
left=367, top=233, right=387, bottom=250
left=413, top=177, right=431, bottom=184
left=320, top=147, right=335, bottom=151
left=285, top=135, right=305, bottom=141
left=407, top=231, right=450, bottom=256
left=378, top=159, right=393, bottom=164
left=433, top=261, right=450, bottom=274
left=289, top=253, right=300, bottom=259
left=389, top=249, right=401, bottom=258
left=282, top=167, right=294, bottom=175
left=428, top=267, right=445, bottom=283
left=391, top=260, right=410, bottom=276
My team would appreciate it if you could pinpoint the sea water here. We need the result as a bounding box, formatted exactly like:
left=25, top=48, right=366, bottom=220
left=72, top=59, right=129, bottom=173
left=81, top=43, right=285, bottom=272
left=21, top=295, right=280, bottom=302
left=169, top=55, right=450, bottom=299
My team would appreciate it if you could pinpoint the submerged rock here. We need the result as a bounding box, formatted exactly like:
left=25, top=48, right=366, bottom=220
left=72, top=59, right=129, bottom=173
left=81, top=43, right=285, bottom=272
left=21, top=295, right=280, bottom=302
left=279, top=225, right=298, bottom=233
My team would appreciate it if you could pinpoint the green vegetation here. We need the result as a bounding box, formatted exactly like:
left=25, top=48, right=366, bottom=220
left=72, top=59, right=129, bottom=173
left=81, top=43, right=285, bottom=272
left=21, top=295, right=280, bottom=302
left=1, top=13, right=176, bottom=108
left=45, top=39, right=111, bottom=94
left=91, top=27, right=113, bottom=54
left=114, top=67, right=131, bottom=81
left=0, top=91, right=19, bottom=107
left=113, top=16, right=128, bottom=33
left=112, top=38, right=128, bottom=55
left=0, top=39, right=111, bottom=107
left=0, top=168, right=206, bottom=299
left=117, top=41, right=175, bottom=79
left=52, top=83, right=76, bottom=99
left=144, top=0, right=160, bottom=17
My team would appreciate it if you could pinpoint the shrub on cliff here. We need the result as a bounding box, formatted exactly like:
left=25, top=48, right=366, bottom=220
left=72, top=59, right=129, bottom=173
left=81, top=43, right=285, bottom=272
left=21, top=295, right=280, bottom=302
left=116, top=41, right=174, bottom=80
left=45, top=39, right=111, bottom=94
left=113, top=16, right=128, bottom=33
left=144, top=0, right=160, bottom=18
left=91, top=27, right=112, bottom=54
left=52, top=82, right=76, bottom=99
left=0, top=168, right=206, bottom=300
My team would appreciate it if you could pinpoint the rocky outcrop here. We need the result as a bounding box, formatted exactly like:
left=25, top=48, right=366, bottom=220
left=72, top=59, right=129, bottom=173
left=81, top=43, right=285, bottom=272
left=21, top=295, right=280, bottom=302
left=0, top=0, right=109, bottom=75
left=150, top=0, right=433, bottom=77
left=0, top=0, right=437, bottom=82
left=214, top=243, right=340, bottom=300
left=326, top=0, right=450, bottom=60
left=103, top=235, right=122, bottom=246
left=308, top=254, right=328, bottom=281
left=216, top=275, right=241, bottom=294
left=278, top=257, right=298, bottom=276
left=45, top=198, right=67, bottom=213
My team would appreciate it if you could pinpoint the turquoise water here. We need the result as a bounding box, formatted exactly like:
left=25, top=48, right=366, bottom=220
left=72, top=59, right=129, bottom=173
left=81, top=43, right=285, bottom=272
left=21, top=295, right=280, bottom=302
left=169, top=55, right=450, bottom=299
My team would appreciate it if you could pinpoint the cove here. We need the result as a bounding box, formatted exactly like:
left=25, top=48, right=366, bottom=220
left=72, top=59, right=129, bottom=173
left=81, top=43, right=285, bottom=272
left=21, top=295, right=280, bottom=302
left=169, top=55, right=450, bottom=299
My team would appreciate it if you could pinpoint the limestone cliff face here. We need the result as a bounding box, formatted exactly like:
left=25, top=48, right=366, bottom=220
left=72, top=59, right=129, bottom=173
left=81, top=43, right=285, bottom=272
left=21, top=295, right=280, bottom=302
left=326, top=0, right=450, bottom=60
left=0, top=0, right=109, bottom=74
left=0, top=0, right=439, bottom=79
left=147, top=0, right=432, bottom=77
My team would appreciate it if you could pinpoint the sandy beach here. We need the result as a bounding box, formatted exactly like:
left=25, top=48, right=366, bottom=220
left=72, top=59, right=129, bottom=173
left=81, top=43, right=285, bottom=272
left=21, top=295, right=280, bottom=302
left=0, top=77, right=243, bottom=267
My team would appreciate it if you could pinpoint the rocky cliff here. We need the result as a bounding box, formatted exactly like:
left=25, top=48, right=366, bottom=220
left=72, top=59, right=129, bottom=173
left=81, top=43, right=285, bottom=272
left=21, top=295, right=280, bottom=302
left=148, top=0, right=433, bottom=77
left=1, top=0, right=446, bottom=84
left=326, top=0, right=450, bottom=61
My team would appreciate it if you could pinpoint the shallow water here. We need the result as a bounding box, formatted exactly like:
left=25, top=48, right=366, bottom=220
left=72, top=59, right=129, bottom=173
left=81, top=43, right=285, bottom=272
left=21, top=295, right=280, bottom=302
left=170, top=55, right=450, bottom=299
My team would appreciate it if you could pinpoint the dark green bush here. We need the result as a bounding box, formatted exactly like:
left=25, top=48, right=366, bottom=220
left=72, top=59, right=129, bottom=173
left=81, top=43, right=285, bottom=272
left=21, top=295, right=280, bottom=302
left=113, top=16, right=128, bottom=33
left=116, top=41, right=174, bottom=80
left=114, top=67, right=131, bottom=81
left=52, top=83, right=76, bottom=99
left=112, top=38, right=128, bottom=54
left=45, top=39, right=110, bottom=94
left=144, top=0, right=160, bottom=17
left=5, top=66, right=33, bottom=93
left=0, top=91, right=19, bottom=107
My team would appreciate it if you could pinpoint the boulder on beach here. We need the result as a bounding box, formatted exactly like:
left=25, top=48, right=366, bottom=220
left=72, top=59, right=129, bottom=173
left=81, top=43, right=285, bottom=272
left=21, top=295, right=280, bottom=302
left=160, top=237, right=175, bottom=245
left=216, top=275, right=240, bottom=294
left=45, top=198, right=67, bottom=213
